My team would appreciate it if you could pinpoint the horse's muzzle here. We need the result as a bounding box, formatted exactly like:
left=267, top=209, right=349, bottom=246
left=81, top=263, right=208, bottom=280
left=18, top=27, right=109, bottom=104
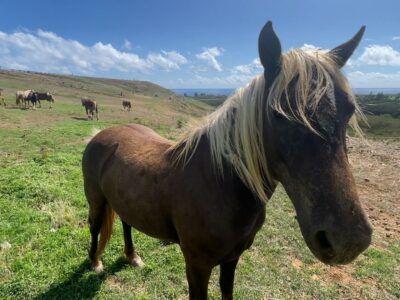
left=312, top=222, right=372, bottom=265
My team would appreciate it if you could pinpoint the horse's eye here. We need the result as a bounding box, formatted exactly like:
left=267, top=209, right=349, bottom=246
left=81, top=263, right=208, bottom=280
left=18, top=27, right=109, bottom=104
left=272, top=110, right=285, bottom=120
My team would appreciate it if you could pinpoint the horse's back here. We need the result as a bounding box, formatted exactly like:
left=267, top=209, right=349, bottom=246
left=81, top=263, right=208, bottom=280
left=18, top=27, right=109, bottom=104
left=87, top=124, right=172, bottom=150
left=83, top=125, right=173, bottom=187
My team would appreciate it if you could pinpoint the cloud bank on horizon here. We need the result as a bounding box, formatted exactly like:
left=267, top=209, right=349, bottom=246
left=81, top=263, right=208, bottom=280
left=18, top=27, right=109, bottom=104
left=0, top=28, right=399, bottom=88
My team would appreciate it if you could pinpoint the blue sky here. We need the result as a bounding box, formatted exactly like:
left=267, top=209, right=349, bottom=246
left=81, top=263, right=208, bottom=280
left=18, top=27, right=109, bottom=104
left=1, top=0, right=399, bottom=88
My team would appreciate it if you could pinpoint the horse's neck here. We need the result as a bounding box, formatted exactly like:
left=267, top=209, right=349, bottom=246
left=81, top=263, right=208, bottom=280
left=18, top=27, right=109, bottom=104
left=188, top=133, right=277, bottom=202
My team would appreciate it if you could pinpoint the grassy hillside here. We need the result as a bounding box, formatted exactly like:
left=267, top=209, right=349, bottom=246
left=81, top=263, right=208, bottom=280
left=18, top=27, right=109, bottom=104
left=356, top=93, right=400, bottom=139
left=0, top=72, right=399, bottom=299
left=0, top=69, right=175, bottom=99
left=0, top=70, right=211, bottom=133
left=357, top=93, right=400, bottom=118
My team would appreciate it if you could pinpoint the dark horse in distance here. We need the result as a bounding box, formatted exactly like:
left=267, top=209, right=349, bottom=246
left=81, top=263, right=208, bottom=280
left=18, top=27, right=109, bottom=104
left=25, top=92, right=55, bottom=109
left=0, top=88, right=5, bottom=107
left=34, top=92, right=55, bottom=108
left=81, top=99, right=99, bottom=120
left=82, top=21, right=372, bottom=299
left=122, top=100, right=132, bottom=111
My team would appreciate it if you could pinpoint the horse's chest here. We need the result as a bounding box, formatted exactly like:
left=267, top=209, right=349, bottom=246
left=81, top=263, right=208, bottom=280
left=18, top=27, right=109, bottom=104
left=236, top=207, right=266, bottom=242
left=220, top=207, right=266, bottom=262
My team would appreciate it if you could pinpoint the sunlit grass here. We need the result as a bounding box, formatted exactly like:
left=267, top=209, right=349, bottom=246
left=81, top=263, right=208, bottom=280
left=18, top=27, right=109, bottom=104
left=0, top=101, right=399, bottom=299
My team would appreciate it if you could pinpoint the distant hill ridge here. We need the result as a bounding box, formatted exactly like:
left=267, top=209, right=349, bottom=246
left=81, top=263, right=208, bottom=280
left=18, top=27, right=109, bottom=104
left=0, top=69, right=174, bottom=99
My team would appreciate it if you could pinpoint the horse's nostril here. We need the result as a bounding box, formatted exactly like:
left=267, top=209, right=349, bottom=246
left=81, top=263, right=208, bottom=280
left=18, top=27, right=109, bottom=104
left=315, top=231, right=335, bottom=257
left=316, top=231, right=330, bottom=249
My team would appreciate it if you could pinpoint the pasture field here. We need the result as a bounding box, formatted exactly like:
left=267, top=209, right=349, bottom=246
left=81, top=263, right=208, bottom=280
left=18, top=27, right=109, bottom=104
left=0, top=72, right=399, bottom=299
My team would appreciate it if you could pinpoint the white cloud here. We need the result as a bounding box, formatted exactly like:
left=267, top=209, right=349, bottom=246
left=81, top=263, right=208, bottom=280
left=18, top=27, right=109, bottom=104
left=196, top=47, right=223, bottom=72
left=300, top=43, right=329, bottom=52
left=347, top=71, right=400, bottom=88
left=123, top=39, right=132, bottom=50
left=301, top=43, right=318, bottom=51
left=231, top=57, right=263, bottom=75
left=298, top=44, right=400, bottom=68
left=357, top=45, right=400, bottom=66
left=147, top=50, right=188, bottom=71
left=172, top=73, right=256, bottom=88
left=392, top=36, right=400, bottom=41
left=345, top=58, right=355, bottom=68
left=0, top=29, right=187, bottom=74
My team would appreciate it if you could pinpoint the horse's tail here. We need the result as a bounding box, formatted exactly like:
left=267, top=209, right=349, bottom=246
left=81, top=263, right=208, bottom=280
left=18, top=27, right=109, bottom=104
left=96, top=104, right=99, bottom=120
left=97, top=203, right=115, bottom=256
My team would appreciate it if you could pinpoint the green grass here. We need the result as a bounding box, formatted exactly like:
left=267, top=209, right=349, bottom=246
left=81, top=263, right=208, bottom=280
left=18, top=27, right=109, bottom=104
left=0, top=102, right=399, bottom=299
left=361, top=115, right=400, bottom=139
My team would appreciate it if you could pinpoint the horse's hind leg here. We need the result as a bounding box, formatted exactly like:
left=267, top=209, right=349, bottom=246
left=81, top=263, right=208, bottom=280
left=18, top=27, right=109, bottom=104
left=88, top=201, right=106, bottom=273
left=122, top=220, right=144, bottom=268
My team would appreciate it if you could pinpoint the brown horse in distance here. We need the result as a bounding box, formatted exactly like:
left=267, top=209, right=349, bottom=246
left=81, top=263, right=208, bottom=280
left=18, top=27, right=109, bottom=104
left=81, top=99, right=99, bottom=120
left=122, top=100, right=132, bottom=111
left=82, top=21, right=372, bottom=299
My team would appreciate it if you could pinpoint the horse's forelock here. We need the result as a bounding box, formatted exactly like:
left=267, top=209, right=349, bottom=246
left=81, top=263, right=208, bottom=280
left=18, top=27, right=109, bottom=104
left=267, top=49, right=363, bottom=136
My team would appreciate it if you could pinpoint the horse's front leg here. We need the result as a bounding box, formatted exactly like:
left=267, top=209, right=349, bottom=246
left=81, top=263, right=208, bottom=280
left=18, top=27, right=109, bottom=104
left=219, top=258, right=239, bottom=300
left=185, top=263, right=212, bottom=300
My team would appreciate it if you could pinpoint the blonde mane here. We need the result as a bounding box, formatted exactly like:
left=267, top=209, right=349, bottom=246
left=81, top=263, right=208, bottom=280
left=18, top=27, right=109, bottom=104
left=170, top=49, right=363, bottom=202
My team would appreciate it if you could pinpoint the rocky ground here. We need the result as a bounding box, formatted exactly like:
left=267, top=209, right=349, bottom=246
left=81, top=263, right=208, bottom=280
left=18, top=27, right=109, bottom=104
left=348, top=137, right=400, bottom=241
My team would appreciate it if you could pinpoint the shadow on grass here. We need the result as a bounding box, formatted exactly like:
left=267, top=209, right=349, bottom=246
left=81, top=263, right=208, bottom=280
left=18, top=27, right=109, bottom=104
left=3, top=106, right=29, bottom=110
left=34, top=258, right=128, bottom=300
left=71, top=117, right=89, bottom=121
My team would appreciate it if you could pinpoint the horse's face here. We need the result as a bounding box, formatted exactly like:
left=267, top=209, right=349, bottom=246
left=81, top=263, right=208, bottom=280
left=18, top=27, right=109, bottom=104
left=259, top=22, right=372, bottom=265
left=265, top=86, right=372, bottom=265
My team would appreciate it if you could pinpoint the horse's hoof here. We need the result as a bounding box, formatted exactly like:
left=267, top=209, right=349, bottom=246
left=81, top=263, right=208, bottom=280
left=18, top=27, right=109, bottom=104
left=92, top=260, right=104, bottom=273
left=129, top=254, right=145, bottom=268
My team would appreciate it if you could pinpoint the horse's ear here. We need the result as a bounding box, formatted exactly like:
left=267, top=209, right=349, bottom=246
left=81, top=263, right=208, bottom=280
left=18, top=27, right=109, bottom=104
left=258, top=21, right=282, bottom=81
left=329, top=26, right=366, bottom=68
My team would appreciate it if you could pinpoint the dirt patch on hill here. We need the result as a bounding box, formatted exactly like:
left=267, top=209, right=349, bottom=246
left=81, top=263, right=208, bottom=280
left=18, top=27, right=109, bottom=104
left=348, top=137, right=400, bottom=241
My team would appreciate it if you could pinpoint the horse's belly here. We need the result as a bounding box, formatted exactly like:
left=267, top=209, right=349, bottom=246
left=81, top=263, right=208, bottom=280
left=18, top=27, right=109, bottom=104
left=102, top=175, right=179, bottom=243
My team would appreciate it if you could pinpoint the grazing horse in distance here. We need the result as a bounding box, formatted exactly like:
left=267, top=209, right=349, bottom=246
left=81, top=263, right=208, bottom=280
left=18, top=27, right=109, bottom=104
left=81, top=99, right=99, bottom=120
left=122, top=100, right=132, bottom=111
left=82, top=21, right=372, bottom=299
left=0, top=89, right=5, bottom=107
left=16, top=90, right=33, bottom=107
left=25, top=92, right=41, bottom=109
left=34, top=92, right=55, bottom=108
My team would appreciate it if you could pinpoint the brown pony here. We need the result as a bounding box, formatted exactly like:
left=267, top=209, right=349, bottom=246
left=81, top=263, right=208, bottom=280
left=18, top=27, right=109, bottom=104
left=82, top=21, right=372, bottom=299
left=81, top=99, right=99, bottom=120
left=122, top=100, right=132, bottom=111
